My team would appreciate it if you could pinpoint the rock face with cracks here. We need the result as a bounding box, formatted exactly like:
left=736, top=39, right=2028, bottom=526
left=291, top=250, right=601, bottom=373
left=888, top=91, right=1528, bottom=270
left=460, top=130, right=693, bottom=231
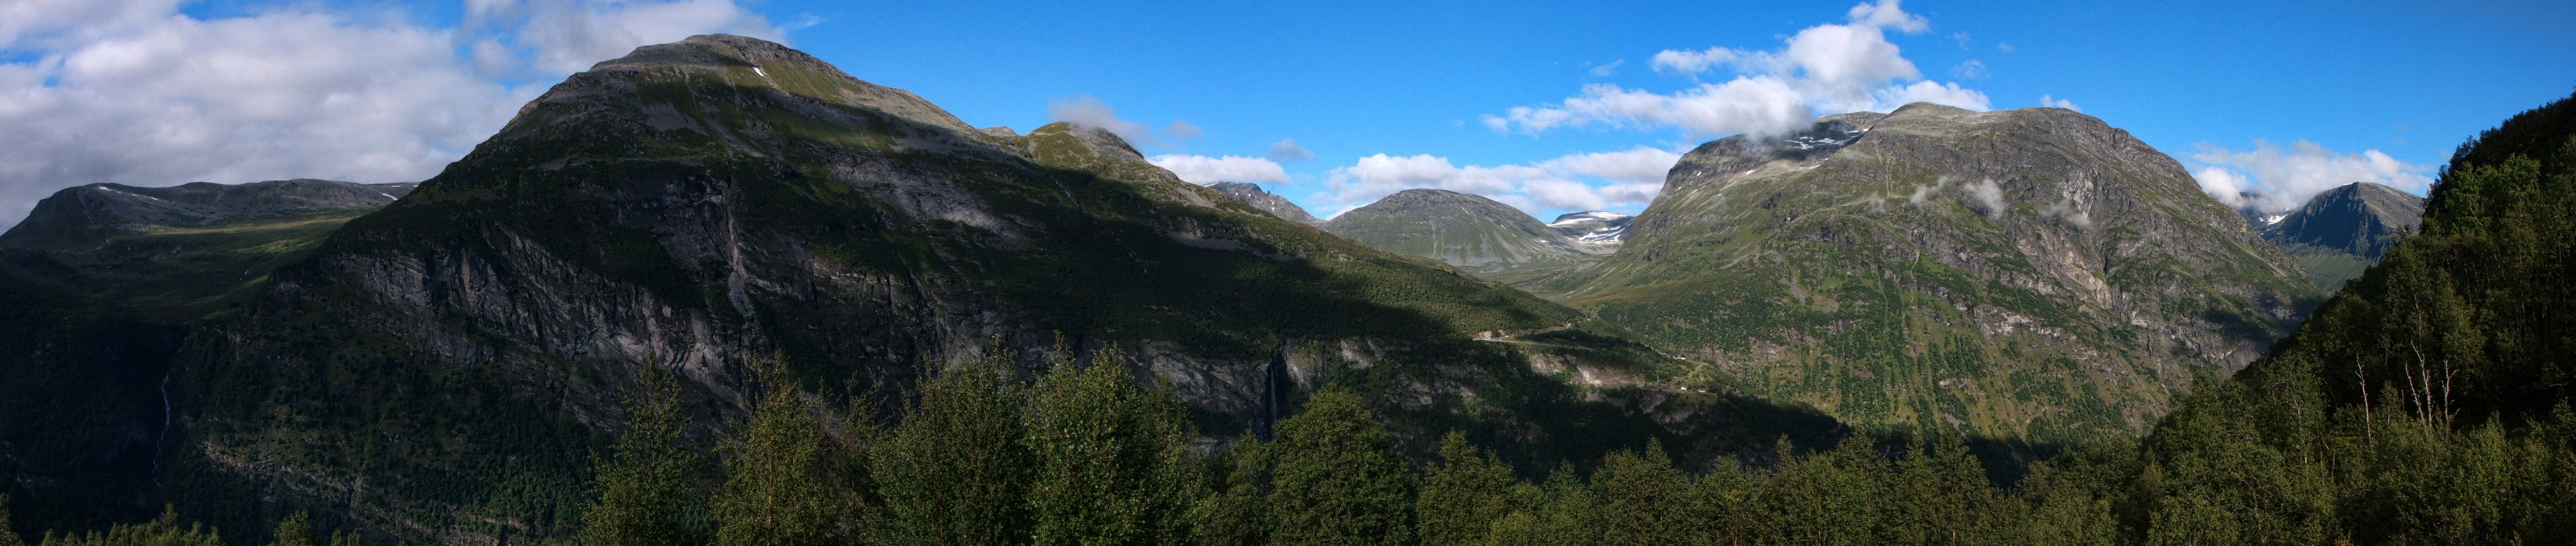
left=155, top=35, right=1843, bottom=544
left=1527, top=104, right=2322, bottom=446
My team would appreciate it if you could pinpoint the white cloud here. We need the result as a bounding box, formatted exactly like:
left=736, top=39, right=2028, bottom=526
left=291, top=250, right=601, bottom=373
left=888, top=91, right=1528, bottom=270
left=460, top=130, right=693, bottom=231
left=1950, top=32, right=1971, bottom=49
left=1318, top=147, right=1683, bottom=215
left=1651, top=48, right=1742, bottom=75
left=2189, top=140, right=2433, bottom=214
left=2038, top=94, right=2081, bottom=112
left=0, top=0, right=783, bottom=228
left=1047, top=94, right=1157, bottom=147
left=1168, top=119, right=1202, bottom=140
left=1589, top=59, right=1624, bottom=76
left=471, top=0, right=785, bottom=74
left=1482, top=78, right=1813, bottom=136
left=1875, top=81, right=1990, bottom=112
left=1537, top=147, right=1684, bottom=185
left=1496, top=0, right=1983, bottom=136
left=1266, top=139, right=1314, bottom=161
left=1965, top=178, right=2005, bottom=218
left=1950, top=59, right=1987, bottom=80
left=1996, top=41, right=2015, bottom=52
left=1149, top=154, right=1289, bottom=184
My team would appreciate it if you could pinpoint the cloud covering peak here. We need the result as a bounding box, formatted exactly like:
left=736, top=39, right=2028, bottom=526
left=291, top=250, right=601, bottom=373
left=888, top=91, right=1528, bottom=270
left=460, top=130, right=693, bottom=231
left=0, top=0, right=785, bottom=227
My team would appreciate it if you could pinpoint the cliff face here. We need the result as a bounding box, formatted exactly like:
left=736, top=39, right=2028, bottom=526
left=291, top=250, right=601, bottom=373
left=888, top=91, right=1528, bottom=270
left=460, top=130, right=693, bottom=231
left=1528, top=104, right=2322, bottom=445
left=159, top=35, right=1834, bottom=543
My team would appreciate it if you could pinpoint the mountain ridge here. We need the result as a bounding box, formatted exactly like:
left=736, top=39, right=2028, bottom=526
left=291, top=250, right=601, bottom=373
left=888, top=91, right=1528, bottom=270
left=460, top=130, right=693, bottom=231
left=1526, top=103, right=2322, bottom=445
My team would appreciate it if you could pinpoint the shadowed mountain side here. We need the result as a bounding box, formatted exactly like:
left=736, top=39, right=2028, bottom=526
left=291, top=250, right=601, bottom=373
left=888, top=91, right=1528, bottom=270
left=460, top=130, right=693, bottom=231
left=154, top=34, right=1849, bottom=544
left=0, top=272, right=180, bottom=537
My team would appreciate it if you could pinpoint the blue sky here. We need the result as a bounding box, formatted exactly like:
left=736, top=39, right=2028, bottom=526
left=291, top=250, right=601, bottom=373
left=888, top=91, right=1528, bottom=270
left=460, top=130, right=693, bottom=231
left=2, top=0, right=2570, bottom=226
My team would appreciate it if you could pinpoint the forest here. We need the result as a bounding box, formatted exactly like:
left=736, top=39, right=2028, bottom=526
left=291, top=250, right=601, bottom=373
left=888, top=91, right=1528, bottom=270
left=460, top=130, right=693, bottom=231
left=5, top=92, right=2571, bottom=546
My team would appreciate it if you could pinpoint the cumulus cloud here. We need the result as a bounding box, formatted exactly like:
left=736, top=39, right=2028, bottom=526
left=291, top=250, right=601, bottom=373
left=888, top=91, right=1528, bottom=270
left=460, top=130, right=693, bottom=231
left=1265, top=139, right=1314, bottom=161
left=1149, top=154, right=1289, bottom=184
left=1481, top=78, right=1813, bottom=136
left=1950, top=32, right=1971, bottom=49
left=2190, top=140, right=2432, bottom=214
left=1589, top=59, right=1624, bottom=76
left=1317, top=147, right=1683, bottom=215
left=470, top=0, right=785, bottom=74
left=0, top=0, right=782, bottom=228
left=1495, top=0, right=1984, bottom=137
left=2039, top=94, right=2081, bottom=112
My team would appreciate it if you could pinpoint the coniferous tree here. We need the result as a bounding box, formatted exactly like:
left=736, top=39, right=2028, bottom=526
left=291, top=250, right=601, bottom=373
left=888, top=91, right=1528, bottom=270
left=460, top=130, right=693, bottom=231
left=1021, top=349, right=1200, bottom=546
left=1414, top=432, right=1521, bottom=546
left=1749, top=438, right=1879, bottom=546
left=868, top=353, right=1032, bottom=546
left=0, top=494, right=24, bottom=546
left=710, top=365, right=838, bottom=546
left=1687, top=458, right=1756, bottom=546
left=37, top=506, right=222, bottom=546
left=1190, top=434, right=1274, bottom=546
left=1267, top=391, right=1414, bottom=546
left=577, top=365, right=707, bottom=546
left=1880, top=433, right=1989, bottom=546
left=267, top=512, right=314, bottom=546
left=1592, top=439, right=1690, bottom=546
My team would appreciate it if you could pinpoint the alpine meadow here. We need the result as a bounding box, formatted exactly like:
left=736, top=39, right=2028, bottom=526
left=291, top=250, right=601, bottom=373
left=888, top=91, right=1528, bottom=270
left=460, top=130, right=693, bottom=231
left=1, top=2, right=2571, bottom=546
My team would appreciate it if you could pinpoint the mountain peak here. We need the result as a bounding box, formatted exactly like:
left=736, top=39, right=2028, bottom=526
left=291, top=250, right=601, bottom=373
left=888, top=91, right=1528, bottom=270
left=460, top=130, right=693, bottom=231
left=1208, top=182, right=1322, bottom=225
left=2259, top=181, right=2426, bottom=289
left=1321, top=189, right=1605, bottom=272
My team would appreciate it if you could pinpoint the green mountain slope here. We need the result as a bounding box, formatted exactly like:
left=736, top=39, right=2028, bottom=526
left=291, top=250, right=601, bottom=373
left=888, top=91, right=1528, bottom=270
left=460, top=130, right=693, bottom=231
left=1322, top=189, right=1608, bottom=275
left=155, top=35, right=1838, bottom=544
left=0, top=180, right=416, bottom=320
left=2255, top=181, right=2425, bottom=291
left=1527, top=105, right=2322, bottom=446
left=2114, top=88, right=2576, bottom=546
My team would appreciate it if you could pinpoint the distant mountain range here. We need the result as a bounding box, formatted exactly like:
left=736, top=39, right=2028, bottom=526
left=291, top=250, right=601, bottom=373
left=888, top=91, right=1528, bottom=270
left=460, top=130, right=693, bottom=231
left=2254, top=182, right=2425, bottom=290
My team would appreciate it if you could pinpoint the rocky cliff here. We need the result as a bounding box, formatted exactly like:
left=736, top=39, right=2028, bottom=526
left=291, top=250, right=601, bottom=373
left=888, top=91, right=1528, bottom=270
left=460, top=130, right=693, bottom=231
left=1527, top=104, right=2322, bottom=445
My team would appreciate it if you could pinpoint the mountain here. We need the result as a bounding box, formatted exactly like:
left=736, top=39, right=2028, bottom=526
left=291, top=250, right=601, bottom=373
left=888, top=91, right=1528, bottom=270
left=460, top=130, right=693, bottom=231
left=2255, top=182, right=2425, bottom=290
left=148, top=35, right=1836, bottom=543
left=0, top=179, right=416, bottom=319
left=1320, top=189, right=1609, bottom=275
left=1548, top=211, right=1634, bottom=243
left=1525, top=104, right=2323, bottom=445
left=0, top=273, right=178, bottom=536
left=1207, top=181, right=1322, bottom=225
